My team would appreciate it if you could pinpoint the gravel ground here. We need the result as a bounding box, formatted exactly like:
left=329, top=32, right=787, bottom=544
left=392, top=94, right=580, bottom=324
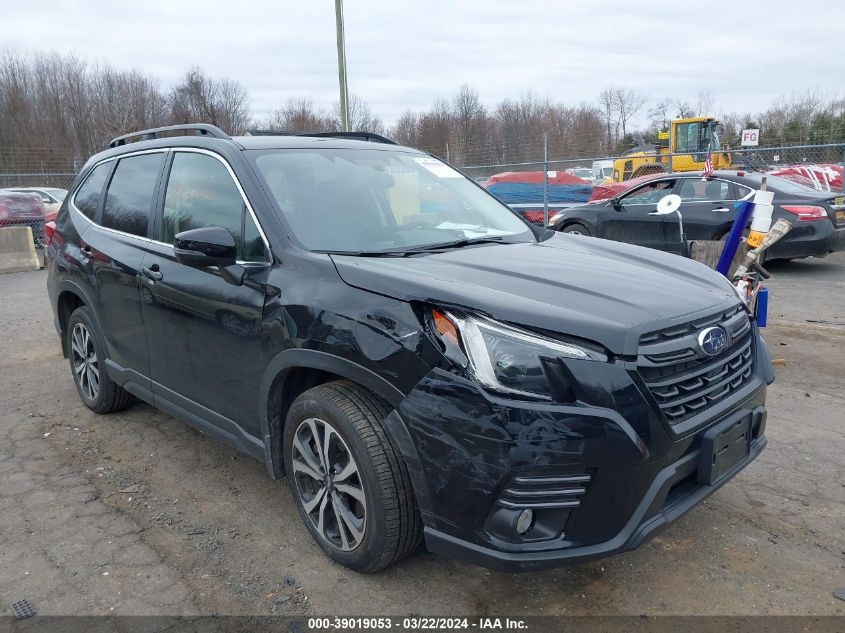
left=0, top=254, right=843, bottom=617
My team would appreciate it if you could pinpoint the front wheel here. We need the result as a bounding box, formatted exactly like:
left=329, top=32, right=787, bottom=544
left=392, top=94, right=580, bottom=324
left=562, top=222, right=591, bottom=236
left=283, top=381, right=421, bottom=572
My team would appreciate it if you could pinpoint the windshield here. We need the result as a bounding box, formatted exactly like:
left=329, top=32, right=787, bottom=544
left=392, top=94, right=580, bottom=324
left=250, top=148, right=534, bottom=253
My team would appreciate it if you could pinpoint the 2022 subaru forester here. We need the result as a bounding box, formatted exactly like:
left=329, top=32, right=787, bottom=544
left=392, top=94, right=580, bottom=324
left=46, top=124, right=773, bottom=572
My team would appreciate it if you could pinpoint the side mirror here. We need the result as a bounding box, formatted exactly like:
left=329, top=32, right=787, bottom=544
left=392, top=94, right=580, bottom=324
left=174, top=227, right=237, bottom=268
left=610, top=197, right=622, bottom=210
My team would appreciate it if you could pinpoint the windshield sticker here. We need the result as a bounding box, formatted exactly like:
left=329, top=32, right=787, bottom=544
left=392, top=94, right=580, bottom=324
left=414, top=157, right=463, bottom=178
left=435, top=222, right=511, bottom=238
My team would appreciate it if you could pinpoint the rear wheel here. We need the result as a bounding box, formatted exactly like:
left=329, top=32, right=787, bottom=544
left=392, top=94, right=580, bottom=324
left=66, top=307, right=133, bottom=414
left=283, top=381, right=421, bottom=572
left=562, top=222, right=591, bottom=236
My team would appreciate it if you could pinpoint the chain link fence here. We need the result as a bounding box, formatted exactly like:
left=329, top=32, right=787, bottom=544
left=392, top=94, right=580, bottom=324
left=2, top=142, right=845, bottom=230
left=459, top=141, right=845, bottom=225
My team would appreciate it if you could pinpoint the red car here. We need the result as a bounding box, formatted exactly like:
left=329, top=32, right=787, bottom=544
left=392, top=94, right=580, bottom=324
left=0, top=192, right=47, bottom=247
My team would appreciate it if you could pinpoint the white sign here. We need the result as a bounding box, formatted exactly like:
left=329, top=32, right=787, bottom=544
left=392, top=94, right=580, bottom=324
left=413, top=157, right=462, bottom=178
left=741, top=129, right=760, bottom=147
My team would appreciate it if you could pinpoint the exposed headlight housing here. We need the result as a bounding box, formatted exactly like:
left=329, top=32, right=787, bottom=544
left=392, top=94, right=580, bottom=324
left=430, top=308, right=606, bottom=399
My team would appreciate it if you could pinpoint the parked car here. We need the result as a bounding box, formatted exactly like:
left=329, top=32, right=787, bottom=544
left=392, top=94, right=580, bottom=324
left=564, top=167, right=593, bottom=181
left=1, top=187, right=66, bottom=222
left=0, top=191, right=46, bottom=246
left=549, top=170, right=845, bottom=260
left=47, top=124, right=772, bottom=573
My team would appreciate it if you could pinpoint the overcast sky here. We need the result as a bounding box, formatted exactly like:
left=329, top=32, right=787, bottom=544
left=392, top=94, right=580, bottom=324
left=2, top=0, right=842, bottom=126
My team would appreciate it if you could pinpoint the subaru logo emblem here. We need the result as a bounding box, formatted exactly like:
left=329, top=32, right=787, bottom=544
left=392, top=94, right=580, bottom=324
left=698, top=326, right=728, bottom=356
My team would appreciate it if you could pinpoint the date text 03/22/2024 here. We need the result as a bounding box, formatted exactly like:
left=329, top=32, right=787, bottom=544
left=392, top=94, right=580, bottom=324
left=307, top=617, right=528, bottom=630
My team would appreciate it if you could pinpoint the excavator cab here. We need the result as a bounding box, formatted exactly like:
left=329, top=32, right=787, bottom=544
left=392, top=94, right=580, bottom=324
left=673, top=117, right=720, bottom=162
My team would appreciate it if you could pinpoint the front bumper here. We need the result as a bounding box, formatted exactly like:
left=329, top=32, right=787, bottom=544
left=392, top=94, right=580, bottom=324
left=424, top=421, right=766, bottom=572
left=395, top=335, right=770, bottom=572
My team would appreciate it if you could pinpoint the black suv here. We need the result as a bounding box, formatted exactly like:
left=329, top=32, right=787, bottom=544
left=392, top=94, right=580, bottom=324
left=46, top=124, right=773, bottom=572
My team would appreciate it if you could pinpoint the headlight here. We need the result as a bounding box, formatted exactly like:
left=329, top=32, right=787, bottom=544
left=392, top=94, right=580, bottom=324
left=430, top=309, right=606, bottom=399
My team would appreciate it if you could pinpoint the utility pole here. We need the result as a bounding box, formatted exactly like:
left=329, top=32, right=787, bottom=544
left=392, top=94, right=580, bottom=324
left=335, top=0, right=350, bottom=132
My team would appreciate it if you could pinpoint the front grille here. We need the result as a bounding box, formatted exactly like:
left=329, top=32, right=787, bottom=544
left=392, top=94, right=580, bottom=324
left=498, top=473, right=591, bottom=509
left=638, top=305, right=755, bottom=425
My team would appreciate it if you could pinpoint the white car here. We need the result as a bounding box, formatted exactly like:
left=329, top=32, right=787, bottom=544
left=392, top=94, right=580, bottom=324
left=0, top=187, right=67, bottom=220
left=564, top=167, right=593, bottom=181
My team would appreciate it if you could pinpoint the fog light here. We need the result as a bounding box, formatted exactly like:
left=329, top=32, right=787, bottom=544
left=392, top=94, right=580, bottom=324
left=515, top=509, right=534, bottom=535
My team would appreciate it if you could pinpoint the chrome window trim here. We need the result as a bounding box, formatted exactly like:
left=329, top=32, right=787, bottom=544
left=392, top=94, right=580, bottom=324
left=69, top=147, right=272, bottom=264
left=70, top=148, right=166, bottom=219
left=164, top=147, right=272, bottom=264
left=676, top=176, right=749, bottom=203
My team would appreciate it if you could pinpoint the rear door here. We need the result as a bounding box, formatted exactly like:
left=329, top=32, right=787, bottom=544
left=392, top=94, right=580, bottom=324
left=597, top=178, right=676, bottom=250
left=140, top=149, right=271, bottom=439
left=75, top=151, right=166, bottom=386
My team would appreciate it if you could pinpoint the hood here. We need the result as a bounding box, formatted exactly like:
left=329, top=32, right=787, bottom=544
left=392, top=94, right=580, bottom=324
left=331, top=234, right=740, bottom=356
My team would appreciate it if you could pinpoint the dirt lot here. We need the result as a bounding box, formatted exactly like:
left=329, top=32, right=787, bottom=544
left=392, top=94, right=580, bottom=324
left=0, top=255, right=843, bottom=617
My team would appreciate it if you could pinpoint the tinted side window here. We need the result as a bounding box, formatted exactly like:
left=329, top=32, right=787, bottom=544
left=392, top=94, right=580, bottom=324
left=102, top=153, right=164, bottom=237
left=678, top=179, right=731, bottom=201
left=74, top=162, right=111, bottom=220
left=162, top=152, right=266, bottom=262
left=622, top=179, right=676, bottom=204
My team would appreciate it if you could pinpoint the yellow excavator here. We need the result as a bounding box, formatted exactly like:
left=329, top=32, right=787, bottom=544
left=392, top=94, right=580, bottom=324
left=611, top=116, right=734, bottom=182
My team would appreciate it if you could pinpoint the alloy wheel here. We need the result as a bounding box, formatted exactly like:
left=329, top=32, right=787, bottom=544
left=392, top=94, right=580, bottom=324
left=71, top=322, right=99, bottom=400
left=291, top=417, right=366, bottom=551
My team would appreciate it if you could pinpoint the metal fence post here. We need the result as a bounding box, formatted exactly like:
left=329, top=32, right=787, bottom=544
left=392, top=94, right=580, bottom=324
left=842, top=146, right=845, bottom=193
left=543, top=134, right=549, bottom=227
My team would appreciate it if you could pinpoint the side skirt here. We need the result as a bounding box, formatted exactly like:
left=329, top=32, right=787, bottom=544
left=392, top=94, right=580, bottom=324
left=104, top=359, right=265, bottom=462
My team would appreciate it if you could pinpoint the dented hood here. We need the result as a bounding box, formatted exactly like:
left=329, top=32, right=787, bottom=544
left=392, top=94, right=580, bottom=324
left=331, top=234, right=739, bottom=355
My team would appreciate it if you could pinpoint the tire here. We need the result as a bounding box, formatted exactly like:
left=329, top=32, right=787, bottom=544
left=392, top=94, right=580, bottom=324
left=562, top=222, right=591, bottom=236
left=66, top=306, right=134, bottom=414
left=283, top=380, right=422, bottom=573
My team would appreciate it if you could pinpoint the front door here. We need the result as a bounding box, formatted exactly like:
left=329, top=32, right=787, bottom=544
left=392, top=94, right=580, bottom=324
left=598, top=178, right=677, bottom=251
left=673, top=177, right=740, bottom=253
left=140, top=149, right=271, bottom=439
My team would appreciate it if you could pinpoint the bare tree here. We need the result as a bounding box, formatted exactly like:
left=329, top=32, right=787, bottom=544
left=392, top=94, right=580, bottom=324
left=333, top=94, right=384, bottom=134
left=648, top=97, right=674, bottom=130
left=695, top=91, right=715, bottom=116
left=673, top=99, right=695, bottom=118
left=391, top=110, right=419, bottom=146
left=612, top=87, right=647, bottom=139
left=168, top=68, right=250, bottom=134
left=597, top=87, right=616, bottom=150
left=417, top=97, right=452, bottom=159
left=451, top=84, right=487, bottom=165
left=264, top=96, right=331, bottom=132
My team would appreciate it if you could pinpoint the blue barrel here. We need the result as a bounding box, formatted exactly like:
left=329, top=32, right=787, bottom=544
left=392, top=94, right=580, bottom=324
left=756, top=287, right=769, bottom=327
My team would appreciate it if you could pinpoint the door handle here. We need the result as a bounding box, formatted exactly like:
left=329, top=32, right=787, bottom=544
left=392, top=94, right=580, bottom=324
left=80, top=244, right=93, bottom=256
left=711, top=207, right=731, bottom=213
left=141, top=265, right=163, bottom=282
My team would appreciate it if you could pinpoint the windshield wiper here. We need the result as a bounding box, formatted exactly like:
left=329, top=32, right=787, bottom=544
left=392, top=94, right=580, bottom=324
left=324, top=237, right=516, bottom=258
left=325, top=249, right=419, bottom=257
left=405, top=236, right=514, bottom=252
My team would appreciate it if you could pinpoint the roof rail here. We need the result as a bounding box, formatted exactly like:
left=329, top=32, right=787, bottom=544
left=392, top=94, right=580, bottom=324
left=108, top=124, right=231, bottom=149
left=242, top=129, right=398, bottom=145
left=302, top=131, right=398, bottom=145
